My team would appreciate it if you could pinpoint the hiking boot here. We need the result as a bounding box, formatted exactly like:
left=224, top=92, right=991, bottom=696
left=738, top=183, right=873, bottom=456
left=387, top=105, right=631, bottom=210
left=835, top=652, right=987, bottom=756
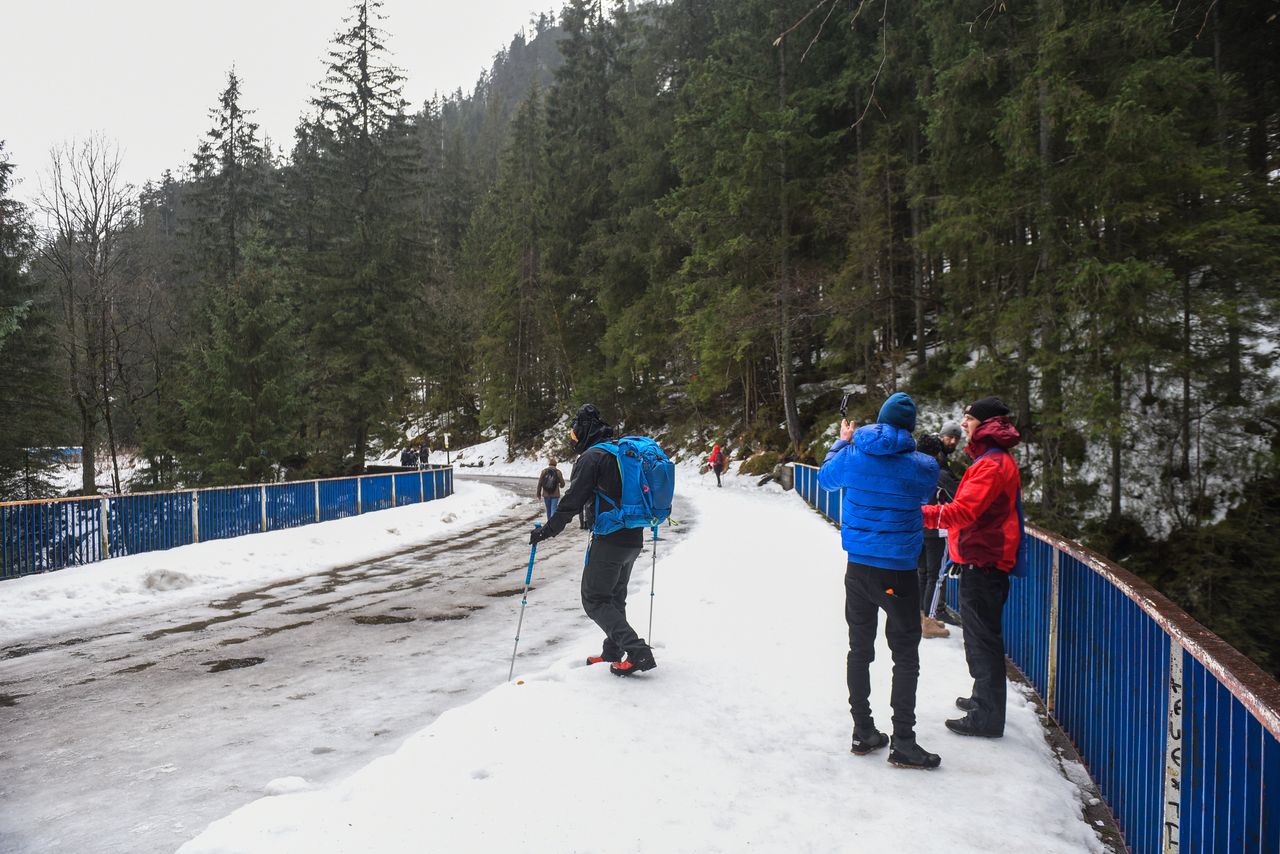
left=921, top=613, right=950, bottom=639
left=586, top=646, right=623, bottom=666
left=945, top=715, right=1003, bottom=738
left=610, top=647, right=657, bottom=676
left=850, top=727, right=889, bottom=755
left=955, top=696, right=977, bottom=712
left=888, top=736, right=941, bottom=770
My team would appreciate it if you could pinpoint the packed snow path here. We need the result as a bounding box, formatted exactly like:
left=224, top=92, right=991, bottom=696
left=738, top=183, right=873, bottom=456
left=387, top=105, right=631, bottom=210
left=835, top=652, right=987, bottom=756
left=0, top=477, right=695, bottom=854
left=178, top=476, right=1103, bottom=854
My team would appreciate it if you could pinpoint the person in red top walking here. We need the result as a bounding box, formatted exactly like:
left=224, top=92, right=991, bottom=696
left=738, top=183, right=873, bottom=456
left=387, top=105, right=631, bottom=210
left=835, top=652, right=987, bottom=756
left=707, top=443, right=727, bottom=487
left=921, top=396, right=1022, bottom=738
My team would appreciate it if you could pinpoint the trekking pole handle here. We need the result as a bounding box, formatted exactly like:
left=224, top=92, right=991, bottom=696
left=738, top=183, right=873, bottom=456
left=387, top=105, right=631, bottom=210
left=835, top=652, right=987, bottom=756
left=524, top=524, right=541, bottom=586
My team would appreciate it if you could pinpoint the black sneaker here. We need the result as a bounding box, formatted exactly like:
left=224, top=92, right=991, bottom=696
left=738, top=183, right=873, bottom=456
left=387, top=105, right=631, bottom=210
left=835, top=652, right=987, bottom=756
left=610, top=647, right=657, bottom=676
left=955, top=696, right=977, bottom=712
left=888, top=736, right=941, bottom=770
left=945, top=715, right=1003, bottom=738
left=850, top=727, right=889, bottom=755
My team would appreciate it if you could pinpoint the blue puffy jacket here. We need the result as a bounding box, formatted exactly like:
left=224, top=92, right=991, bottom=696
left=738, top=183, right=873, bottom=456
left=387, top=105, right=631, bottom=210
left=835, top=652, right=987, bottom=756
left=818, top=424, right=940, bottom=571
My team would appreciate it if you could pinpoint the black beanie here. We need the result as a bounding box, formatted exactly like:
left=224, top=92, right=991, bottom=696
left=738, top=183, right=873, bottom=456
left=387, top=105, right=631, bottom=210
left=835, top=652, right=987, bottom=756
left=965, top=396, right=1011, bottom=423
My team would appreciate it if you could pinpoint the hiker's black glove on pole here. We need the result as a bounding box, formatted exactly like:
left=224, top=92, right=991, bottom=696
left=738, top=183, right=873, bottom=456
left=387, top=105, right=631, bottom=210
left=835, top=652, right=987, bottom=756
left=530, top=527, right=551, bottom=545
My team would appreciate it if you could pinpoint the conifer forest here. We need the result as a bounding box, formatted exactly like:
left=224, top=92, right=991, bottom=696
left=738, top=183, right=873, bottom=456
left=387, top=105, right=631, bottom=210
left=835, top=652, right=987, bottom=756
left=1, top=0, right=1278, bottom=671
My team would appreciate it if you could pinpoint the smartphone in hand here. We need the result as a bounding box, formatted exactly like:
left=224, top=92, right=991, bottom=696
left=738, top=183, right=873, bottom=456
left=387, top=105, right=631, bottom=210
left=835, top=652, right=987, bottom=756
left=839, top=393, right=850, bottom=418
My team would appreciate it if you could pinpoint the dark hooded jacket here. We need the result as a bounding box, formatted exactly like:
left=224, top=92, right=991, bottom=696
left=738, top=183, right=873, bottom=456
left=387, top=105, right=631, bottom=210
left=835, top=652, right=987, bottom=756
left=922, top=417, right=1022, bottom=571
left=541, top=408, right=643, bottom=547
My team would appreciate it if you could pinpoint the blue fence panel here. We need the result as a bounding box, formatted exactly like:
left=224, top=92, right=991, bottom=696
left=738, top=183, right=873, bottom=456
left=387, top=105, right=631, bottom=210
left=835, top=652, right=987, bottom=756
left=318, top=478, right=358, bottom=521
left=199, top=485, right=263, bottom=542
left=1004, top=535, right=1053, bottom=698
left=107, top=492, right=194, bottom=557
left=267, top=481, right=317, bottom=531
left=0, top=498, right=103, bottom=578
left=394, top=472, right=422, bottom=506
left=360, top=474, right=393, bottom=513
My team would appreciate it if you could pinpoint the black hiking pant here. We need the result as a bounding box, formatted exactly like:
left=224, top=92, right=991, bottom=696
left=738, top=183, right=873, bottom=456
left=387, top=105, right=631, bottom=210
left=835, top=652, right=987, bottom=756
left=959, top=565, right=1011, bottom=733
left=917, top=536, right=947, bottom=613
left=845, top=562, right=922, bottom=739
left=581, top=538, right=645, bottom=657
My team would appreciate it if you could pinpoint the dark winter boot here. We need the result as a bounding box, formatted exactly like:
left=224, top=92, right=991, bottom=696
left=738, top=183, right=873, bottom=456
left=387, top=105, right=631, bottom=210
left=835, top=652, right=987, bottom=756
left=610, top=646, right=657, bottom=676
left=955, top=696, right=977, bottom=712
left=945, top=715, right=1003, bottom=738
left=586, top=642, right=623, bottom=666
left=850, top=727, right=889, bottom=756
left=888, top=736, right=941, bottom=770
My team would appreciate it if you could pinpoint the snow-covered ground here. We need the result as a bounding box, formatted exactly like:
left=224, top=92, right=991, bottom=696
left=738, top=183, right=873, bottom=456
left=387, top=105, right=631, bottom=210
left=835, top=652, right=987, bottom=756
left=166, top=462, right=1101, bottom=854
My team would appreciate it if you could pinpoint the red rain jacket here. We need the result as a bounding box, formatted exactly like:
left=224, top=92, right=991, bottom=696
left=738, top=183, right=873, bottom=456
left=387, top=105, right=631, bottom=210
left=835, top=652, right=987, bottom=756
left=922, top=417, right=1022, bottom=571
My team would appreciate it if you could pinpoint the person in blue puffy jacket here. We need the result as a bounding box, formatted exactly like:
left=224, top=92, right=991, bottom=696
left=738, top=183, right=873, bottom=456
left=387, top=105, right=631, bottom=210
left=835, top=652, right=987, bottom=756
left=818, top=392, right=941, bottom=770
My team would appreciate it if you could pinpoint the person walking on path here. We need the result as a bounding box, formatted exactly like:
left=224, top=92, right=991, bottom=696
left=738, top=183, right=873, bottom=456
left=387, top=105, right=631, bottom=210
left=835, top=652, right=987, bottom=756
left=922, top=396, right=1023, bottom=739
left=536, top=457, right=565, bottom=521
left=914, top=435, right=955, bottom=640
left=528, top=405, right=656, bottom=675
left=707, top=443, right=727, bottom=487
left=819, top=392, right=942, bottom=770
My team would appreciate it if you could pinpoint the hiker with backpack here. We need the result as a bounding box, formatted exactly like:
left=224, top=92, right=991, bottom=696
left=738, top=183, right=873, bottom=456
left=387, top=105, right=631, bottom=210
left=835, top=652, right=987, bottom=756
left=707, top=443, right=726, bottom=487
left=922, top=396, right=1023, bottom=739
left=536, top=457, right=565, bottom=521
left=818, top=392, right=943, bottom=770
left=527, top=404, right=674, bottom=676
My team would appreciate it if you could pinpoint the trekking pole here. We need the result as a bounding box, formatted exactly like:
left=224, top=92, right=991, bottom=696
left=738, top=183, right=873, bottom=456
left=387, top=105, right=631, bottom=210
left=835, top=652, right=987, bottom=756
left=928, top=554, right=956, bottom=620
left=647, top=524, right=658, bottom=642
left=508, top=523, right=541, bottom=682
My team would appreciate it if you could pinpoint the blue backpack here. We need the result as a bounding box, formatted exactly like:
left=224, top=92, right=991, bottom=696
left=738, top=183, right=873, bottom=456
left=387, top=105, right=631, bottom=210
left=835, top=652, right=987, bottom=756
left=592, top=437, right=676, bottom=535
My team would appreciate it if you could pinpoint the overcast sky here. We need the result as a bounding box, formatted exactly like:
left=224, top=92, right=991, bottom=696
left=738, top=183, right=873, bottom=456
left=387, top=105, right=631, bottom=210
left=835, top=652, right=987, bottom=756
left=1, top=0, right=556, bottom=208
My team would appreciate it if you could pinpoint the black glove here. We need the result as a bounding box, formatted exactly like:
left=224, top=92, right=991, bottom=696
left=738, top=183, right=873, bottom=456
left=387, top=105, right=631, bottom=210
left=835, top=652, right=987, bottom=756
left=530, top=526, right=551, bottom=545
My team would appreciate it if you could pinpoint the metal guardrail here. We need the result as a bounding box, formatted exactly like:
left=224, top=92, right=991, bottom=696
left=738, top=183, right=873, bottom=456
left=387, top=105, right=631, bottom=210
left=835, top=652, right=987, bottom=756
left=0, top=467, right=455, bottom=580
left=792, top=462, right=1279, bottom=854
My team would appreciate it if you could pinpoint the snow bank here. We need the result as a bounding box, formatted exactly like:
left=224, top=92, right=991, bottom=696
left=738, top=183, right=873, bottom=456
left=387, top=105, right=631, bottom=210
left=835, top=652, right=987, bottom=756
left=179, top=480, right=1102, bottom=854
left=0, top=480, right=516, bottom=644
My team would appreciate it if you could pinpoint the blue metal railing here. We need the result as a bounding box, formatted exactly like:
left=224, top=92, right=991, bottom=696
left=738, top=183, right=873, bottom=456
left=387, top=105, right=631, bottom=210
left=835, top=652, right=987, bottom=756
left=792, top=462, right=1280, bottom=854
left=0, top=467, right=455, bottom=580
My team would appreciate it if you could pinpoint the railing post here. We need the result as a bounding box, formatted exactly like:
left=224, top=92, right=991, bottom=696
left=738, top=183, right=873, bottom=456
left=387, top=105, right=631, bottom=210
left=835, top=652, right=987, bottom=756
left=99, top=497, right=109, bottom=559
left=419, top=468, right=425, bottom=502
left=192, top=490, right=200, bottom=544
left=261, top=485, right=268, bottom=532
left=1046, top=548, right=1060, bottom=715
left=390, top=474, right=397, bottom=507
left=357, top=477, right=363, bottom=515
left=314, top=480, right=321, bottom=522
left=1163, top=637, right=1184, bottom=854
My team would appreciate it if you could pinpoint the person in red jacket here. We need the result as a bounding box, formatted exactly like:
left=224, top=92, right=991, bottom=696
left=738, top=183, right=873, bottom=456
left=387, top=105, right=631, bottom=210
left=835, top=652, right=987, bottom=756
left=922, top=396, right=1022, bottom=738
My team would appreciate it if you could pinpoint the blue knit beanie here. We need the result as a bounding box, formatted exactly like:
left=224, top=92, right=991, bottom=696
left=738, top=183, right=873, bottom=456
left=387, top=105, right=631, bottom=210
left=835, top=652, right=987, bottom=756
left=877, top=392, right=917, bottom=432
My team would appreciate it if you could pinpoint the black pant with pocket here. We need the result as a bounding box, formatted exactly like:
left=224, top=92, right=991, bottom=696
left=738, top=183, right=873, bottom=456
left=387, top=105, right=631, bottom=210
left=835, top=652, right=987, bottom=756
left=958, top=565, right=1011, bottom=733
left=581, top=538, right=645, bottom=657
left=844, top=562, right=922, bottom=739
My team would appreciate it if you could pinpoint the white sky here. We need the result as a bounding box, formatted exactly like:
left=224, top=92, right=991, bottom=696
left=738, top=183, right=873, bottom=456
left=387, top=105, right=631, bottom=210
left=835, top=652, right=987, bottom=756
left=1, top=0, right=556, bottom=207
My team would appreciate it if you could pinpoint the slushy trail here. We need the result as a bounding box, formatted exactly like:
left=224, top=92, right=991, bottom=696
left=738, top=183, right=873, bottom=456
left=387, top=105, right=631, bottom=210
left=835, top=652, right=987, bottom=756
left=0, top=476, right=695, bottom=854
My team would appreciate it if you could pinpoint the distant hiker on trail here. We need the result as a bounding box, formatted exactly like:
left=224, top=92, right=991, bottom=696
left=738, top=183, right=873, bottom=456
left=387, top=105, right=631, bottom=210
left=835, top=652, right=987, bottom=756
left=399, top=446, right=418, bottom=468
left=914, top=435, right=956, bottom=639
left=536, top=457, right=565, bottom=521
left=819, top=392, right=942, bottom=770
left=707, top=443, right=727, bottom=487
left=527, top=404, right=658, bottom=676
left=922, top=396, right=1022, bottom=740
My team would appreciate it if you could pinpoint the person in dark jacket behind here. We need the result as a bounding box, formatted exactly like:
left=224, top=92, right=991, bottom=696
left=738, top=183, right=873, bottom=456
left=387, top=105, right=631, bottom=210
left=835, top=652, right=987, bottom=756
left=922, top=396, right=1022, bottom=738
left=528, top=405, right=656, bottom=676
left=819, top=392, right=941, bottom=770
left=915, top=435, right=955, bottom=639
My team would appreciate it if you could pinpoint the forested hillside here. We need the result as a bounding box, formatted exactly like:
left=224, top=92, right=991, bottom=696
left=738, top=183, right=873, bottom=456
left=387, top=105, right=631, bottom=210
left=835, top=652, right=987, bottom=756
left=1, top=0, right=1277, bottom=670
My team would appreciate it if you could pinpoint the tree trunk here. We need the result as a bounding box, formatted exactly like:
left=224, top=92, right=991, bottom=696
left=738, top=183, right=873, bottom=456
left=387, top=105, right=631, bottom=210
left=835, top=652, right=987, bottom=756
left=1109, top=362, right=1122, bottom=522
left=777, top=37, right=802, bottom=451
